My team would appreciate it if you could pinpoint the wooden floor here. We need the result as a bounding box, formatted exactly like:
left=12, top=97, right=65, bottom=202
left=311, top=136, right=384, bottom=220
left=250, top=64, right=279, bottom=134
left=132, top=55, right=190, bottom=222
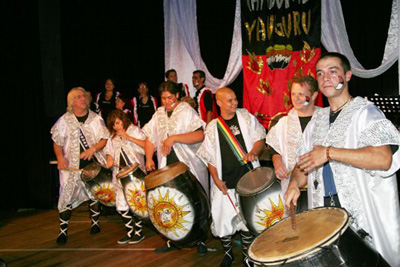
left=0, top=205, right=247, bottom=267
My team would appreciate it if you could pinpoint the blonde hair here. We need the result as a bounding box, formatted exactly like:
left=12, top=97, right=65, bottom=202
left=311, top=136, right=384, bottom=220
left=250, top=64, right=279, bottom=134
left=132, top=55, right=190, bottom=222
left=67, top=87, right=89, bottom=113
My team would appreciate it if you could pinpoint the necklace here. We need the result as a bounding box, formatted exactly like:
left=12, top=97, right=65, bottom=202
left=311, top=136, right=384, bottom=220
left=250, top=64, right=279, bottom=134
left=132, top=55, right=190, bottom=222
left=330, top=97, right=352, bottom=114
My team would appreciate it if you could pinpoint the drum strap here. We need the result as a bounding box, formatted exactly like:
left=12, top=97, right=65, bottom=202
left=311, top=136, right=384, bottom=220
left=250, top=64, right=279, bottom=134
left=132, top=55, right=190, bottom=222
left=79, top=129, right=100, bottom=163
left=120, top=148, right=132, bottom=165
left=216, top=117, right=248, bottom=165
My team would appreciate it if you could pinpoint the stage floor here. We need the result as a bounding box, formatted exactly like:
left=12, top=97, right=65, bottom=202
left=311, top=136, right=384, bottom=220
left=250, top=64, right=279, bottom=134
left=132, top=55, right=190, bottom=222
left=0, top=205, right=247, bottom=267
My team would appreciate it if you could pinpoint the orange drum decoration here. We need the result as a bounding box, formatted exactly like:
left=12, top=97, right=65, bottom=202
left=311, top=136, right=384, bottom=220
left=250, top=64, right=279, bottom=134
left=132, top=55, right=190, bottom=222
left=117, top=163, right=149, bottom=221
left=145, top=162, right=210, bottom=247
left=81, top=162, right=116, bottom=207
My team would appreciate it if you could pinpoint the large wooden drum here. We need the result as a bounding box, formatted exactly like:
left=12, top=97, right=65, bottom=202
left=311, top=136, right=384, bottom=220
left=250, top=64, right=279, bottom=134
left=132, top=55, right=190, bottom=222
left=81, top=162, right=116, bottom=207
left=248, top=207, right=387, bottom=266
left=117, top=163, right=149, bottom=223
left=145, top=162, right=210, bottom=248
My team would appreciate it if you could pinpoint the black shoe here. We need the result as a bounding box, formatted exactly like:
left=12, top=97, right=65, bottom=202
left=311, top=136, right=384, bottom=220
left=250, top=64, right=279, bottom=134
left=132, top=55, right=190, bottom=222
left=90, top=225, right=101, bottom=235
left=56, top=233, right=67, bottom=245
left=153, top=241, right=179, bottom=254
left=118, top=235, right=131, bottom=244
left=128, top=234, right=145, bottom=244
left=220, top=254, right=234, bottom=267
left=197, top=242, right=207, bottom=256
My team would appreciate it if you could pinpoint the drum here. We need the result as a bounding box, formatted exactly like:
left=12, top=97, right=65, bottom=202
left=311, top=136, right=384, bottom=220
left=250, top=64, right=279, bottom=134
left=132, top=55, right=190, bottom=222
left=117, top=163, right=149, bottom=222
left=145, top=162, right=210, bottom=248
left=81, top=162, right=116, bottom=207
left=248, top=207, right=387, bottom=266
left=236, top=167, right=284, bottom=235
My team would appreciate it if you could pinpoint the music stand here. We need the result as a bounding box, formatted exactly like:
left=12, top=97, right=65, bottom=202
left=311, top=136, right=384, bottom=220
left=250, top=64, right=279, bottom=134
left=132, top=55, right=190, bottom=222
left=366, top=95, right=400, bottom=127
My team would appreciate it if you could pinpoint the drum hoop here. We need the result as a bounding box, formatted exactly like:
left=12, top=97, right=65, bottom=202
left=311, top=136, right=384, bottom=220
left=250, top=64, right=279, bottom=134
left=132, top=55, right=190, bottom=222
left=145, top=162, right=188, bottom=190
left=116, top=163, right=140, bottom=179
left=249, top=207, right=350, bottom=265
left=236, top=167, right=276, bottom=196
left=81, top=162, right=101, bottom=181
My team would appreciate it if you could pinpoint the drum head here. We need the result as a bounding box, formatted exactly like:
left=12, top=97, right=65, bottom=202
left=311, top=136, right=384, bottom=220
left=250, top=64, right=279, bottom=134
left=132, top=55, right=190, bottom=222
left=145, top=162, right=188, bottom=190
left=116, top=163, right=140, bottom=179
left=81, top=162, right=101, bottom=181
left=236, top=167, right=275, bottom=196
left=249, top=207, right=349, bottom=265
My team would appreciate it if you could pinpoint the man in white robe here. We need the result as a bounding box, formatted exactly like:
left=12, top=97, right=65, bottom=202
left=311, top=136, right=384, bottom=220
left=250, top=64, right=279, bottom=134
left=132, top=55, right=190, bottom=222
left=285, top=53, right=400, bottom=267
left=51, top=87, right=109, bottom=245
left=266, top=75, right=320, bottom=206
left=143, top=81, right=208, bottom=255
left=197, top=87, right=265, bottom=267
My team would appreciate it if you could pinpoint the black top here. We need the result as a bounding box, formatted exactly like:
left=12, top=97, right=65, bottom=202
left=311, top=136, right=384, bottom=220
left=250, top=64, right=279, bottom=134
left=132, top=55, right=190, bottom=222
left=218, top=114, right=250, bottom=188
left=76, top=112, right=92, bottom=168
left=136, top=96, right=156, bottom=128
left=97, top=92, right=118, bottom=122
left=193, top=86, right=213, bottom=112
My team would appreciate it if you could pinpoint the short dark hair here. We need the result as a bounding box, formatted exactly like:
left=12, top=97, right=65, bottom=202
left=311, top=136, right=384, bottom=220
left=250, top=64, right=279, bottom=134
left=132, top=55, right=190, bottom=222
left=165, top=69, right=176, bottom=79
left=193, top=70, right=206, bottom=81
left=159, top=81, right=180, bottom=96
left=291, top=75, right=319, bottom=94
left=318, top=52, right=351, bottom=73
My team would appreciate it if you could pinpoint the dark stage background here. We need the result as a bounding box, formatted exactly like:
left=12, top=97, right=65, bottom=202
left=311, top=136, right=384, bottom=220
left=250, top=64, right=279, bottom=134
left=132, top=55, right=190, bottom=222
left=3, top=0, right=397, bottom=210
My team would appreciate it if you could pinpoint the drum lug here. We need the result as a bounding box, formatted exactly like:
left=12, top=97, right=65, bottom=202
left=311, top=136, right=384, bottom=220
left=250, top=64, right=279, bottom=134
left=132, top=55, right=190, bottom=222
left=331, top=244, right=346, bottom=265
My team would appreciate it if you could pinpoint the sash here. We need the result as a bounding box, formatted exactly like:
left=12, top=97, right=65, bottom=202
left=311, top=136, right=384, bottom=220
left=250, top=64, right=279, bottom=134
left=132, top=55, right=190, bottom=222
left=216, top=117, right=248, bottom=165
left=79, top=129, right=100, bottom=163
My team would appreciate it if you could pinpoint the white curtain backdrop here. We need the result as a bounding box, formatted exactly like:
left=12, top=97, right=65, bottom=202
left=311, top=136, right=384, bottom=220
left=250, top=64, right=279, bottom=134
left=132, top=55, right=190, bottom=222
left=164, top=0, right=399, bottom=94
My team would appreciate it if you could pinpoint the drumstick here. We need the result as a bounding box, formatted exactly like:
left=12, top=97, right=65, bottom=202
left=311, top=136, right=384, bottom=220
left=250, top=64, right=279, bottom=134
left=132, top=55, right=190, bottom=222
left=290, top=202, right=296, bottom=230
left=226, top=193, right=246, bottom=225
left=66, top=167, right=84, bottom=172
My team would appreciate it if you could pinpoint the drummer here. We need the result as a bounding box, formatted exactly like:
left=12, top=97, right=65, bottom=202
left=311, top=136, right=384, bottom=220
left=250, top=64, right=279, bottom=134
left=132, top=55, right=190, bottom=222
left=197, top=87, right=265, bottom=267
left=285, top=52, right=400, bottom=266
left=142, top=80, right=209, bottom=255
left=104, top=109, right=146, bottom=244
left=51, top=87, right=109, bottom=245
left=265, top=75, right=319, bottom=201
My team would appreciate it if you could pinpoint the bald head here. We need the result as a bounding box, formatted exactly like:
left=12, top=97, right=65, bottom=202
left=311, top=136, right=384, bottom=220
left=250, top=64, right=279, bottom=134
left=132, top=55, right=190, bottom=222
left=216, top=87, right=238, bottom=119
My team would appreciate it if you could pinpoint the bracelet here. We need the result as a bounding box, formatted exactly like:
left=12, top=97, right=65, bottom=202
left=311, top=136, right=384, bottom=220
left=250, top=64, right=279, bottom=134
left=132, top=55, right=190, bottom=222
left=326, top=146, right=331, bottom=161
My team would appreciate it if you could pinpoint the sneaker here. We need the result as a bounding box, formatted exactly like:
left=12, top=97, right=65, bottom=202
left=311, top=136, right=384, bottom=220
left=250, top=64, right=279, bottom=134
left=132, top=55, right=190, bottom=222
left=118, top=235, right=131, bottom=244
left=128, top=234, right=145, bottom=244
left=220, top=253, right=234, bottom=267
left=197, top=242, right=207, bottom=256
left=56, top=234, right=67, bottom=245
left=90, top=225, right=101, bottom=235
left=153, top=240, right=179, bottom=254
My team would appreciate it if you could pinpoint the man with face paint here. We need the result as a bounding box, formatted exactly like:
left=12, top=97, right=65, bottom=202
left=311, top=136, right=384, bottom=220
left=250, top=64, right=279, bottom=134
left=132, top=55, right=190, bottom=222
left=197, top=87, right=266, bottom=267
left=285, top=52, right=400, bottom=266
left=192, top=70, right=218, bottom=124
left=266, top=75, right=320, bottom=200
left=142, top=81, right=209, bottom=255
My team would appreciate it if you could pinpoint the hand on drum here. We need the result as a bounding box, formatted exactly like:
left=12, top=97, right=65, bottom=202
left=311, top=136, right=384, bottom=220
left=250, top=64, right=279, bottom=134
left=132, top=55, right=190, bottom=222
left=284, top=182, right=300, bottom=209
left=297, top=145, right=328, bottom=172
left=274, top=161, right=289, bottom=179
left=146, top=158, right=156, bottom=172
left=161, top=136, right=175, bottom=156
left=215, top=179, right=228, bottom=195
left=242, top=152, right=257, bottom=162
left=80, top=147, right=96, bottom=161
left=57, top=156, right=69, bottom=170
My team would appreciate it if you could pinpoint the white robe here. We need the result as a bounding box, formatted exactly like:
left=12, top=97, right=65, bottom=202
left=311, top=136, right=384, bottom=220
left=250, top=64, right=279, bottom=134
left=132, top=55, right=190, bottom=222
left=265, top=108, right=319, bottom=196
left=142, top=102, right=209, bottom=195
left=197, top=109, right=266, bottom=237
left=50, top=110, right=110, bottom=212
left=104, top=124, right=146, bottom=211
left=300, top=97, right=400, bottom=267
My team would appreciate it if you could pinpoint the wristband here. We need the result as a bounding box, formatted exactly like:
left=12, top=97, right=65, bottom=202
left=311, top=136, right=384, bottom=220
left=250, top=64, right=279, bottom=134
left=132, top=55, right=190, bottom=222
left=326, top=146, right=331, bottom=161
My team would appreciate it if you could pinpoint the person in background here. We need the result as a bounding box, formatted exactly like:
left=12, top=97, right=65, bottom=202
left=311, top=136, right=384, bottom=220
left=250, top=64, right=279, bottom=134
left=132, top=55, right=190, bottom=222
left=132, top=82, right=157, bottom=128
left=165, top=69, right=190, bottom=98
left=192, top=70, right=218, bottom=124
left=95, top=78, right=120, bottom=122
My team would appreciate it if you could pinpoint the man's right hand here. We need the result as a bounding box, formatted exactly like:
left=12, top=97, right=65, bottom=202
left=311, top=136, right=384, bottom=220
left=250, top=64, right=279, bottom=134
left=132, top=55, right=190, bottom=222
left=284, top=182, right=300, bottom=209
left=215, top=179, right=228, bottom=195
left=57, top=156, right=68, bottom=170
left=146, top=159, right=156, bottom=172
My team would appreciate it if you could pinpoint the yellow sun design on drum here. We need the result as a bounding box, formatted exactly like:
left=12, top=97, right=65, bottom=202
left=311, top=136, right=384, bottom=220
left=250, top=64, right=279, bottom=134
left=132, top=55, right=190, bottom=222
left=147, top=187, right=194, bottom=240
left=126, top=181, right=148, bottom=217
left=92, top=183, right=116, bottom=207
left=256, top=195, right=284, bottom=229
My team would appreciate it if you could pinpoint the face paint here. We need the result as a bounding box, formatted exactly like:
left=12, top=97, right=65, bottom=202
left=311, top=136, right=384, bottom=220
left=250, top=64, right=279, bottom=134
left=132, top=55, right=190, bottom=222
left=335, top=75, right=344, bottom=90
left=170, top=101, right=177, bottom=108
left=303, top=96, right=310, bottom=106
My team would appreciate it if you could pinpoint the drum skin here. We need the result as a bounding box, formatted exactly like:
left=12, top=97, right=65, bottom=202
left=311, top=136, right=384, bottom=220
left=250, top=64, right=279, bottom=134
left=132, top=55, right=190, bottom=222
left=117, top=164, right=150, bottom=224
left=248, top=207, right=388, bottom=266
left=145, top=162, right=210, bottom=248
left=236, top=167, right=285, bottom=235
left=82, top=162, right=116, bottom=207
